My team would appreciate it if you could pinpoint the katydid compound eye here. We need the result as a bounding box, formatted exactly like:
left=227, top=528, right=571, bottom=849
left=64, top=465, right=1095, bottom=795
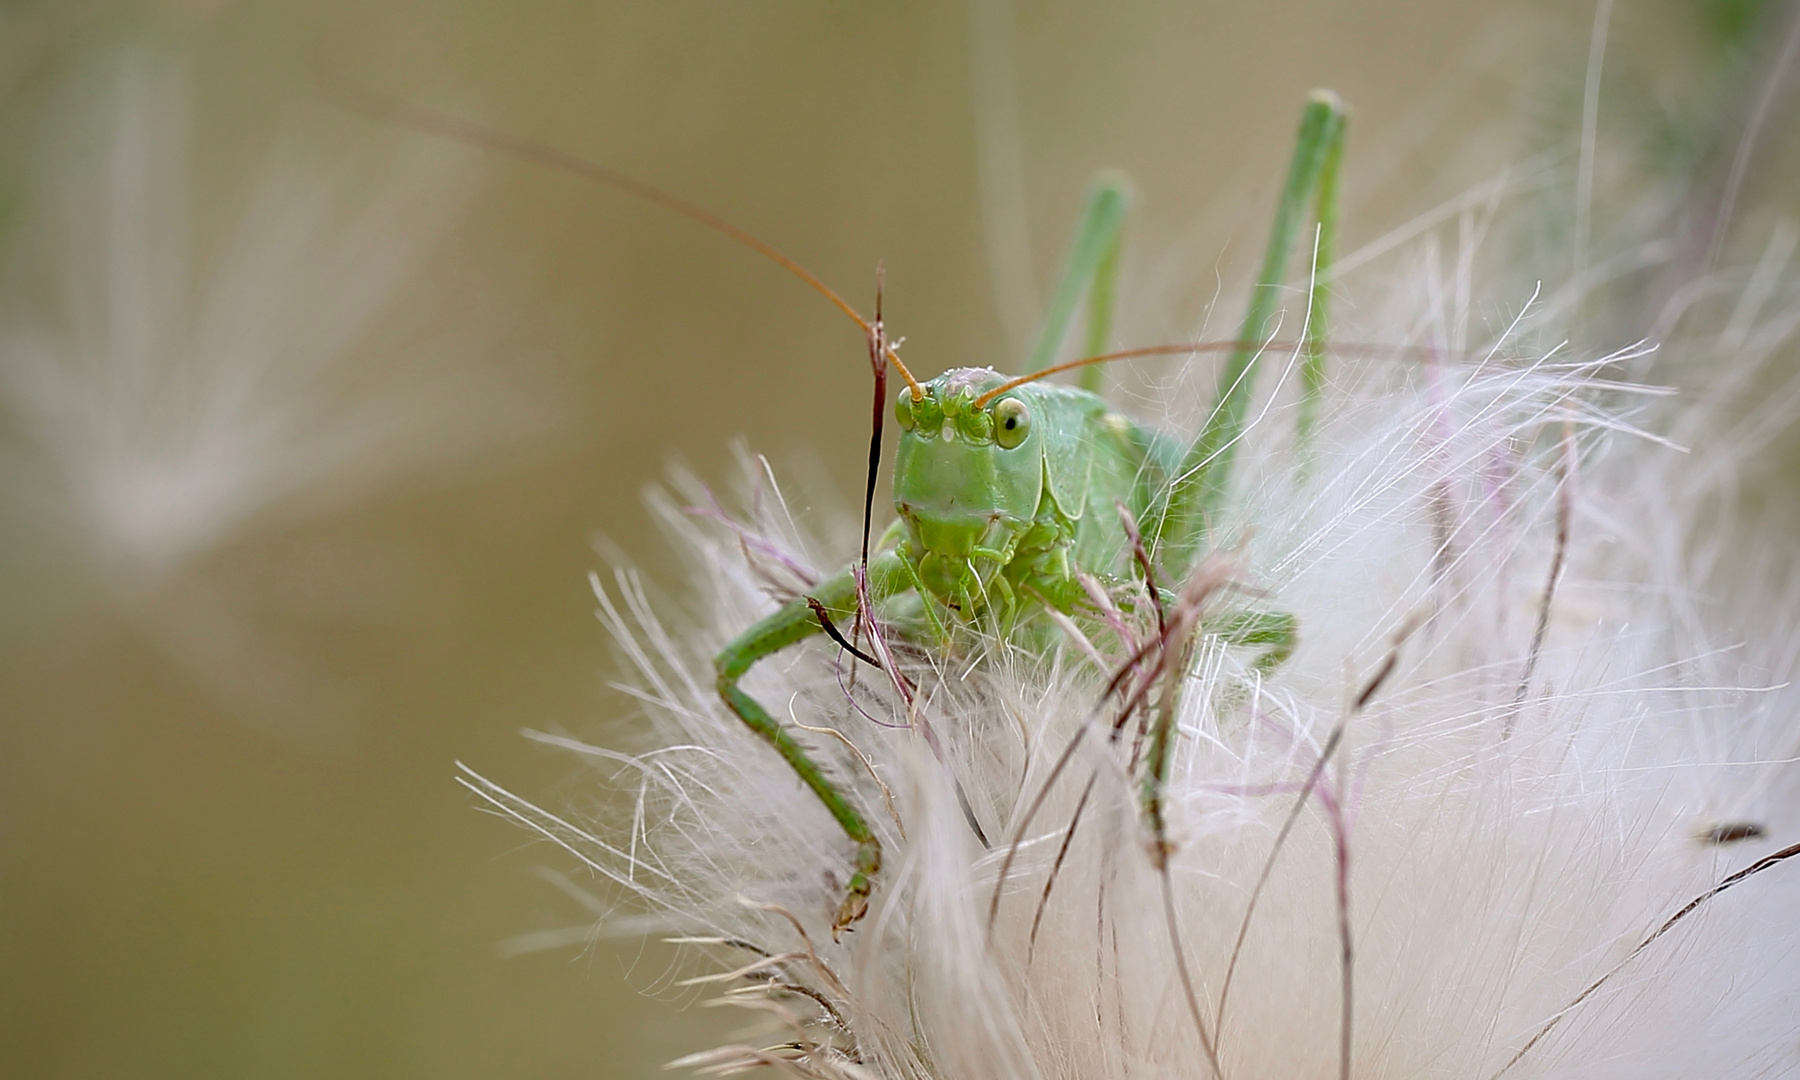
left=992, top=397, right=1031, bottom=449
left=895, top=390, right=916, bottom=431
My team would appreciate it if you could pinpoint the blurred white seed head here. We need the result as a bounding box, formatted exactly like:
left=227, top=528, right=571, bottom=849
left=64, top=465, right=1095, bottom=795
left=0, top=47, right=555, bottom=724
left=466, top=183, right=1800, bottom=1077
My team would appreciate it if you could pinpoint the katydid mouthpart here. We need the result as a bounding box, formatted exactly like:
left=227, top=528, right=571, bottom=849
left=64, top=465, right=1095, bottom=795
left=345, top=79, right=1347, bottom=937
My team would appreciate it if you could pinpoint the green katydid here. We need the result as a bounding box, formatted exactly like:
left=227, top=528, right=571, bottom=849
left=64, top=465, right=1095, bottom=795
left=347, top=82, right=1347, bottom=937
left=718, top=91, right=1347, bottom=933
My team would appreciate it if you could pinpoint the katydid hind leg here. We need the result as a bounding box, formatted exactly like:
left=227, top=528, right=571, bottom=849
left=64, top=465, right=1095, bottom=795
left=1079, top=193, right=1126, bottom=395
left=1128, top=93, right=1336, bottom=853
left=1296, top=100, right=1346, bottom=466
left=1025, top=173, right=1132, bottom=388
left=1164, top=91, right=1349, bottom=560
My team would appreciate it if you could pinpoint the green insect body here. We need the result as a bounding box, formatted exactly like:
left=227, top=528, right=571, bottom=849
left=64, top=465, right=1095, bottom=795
left=717, top=91, right=1349, bottom=934
left=715, top=369, right=1172, bottom=932
left=888, top=368, right=1180, bottom=629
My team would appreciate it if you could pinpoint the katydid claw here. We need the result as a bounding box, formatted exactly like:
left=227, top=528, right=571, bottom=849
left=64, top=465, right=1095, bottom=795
left=832, top=840, right=882, bottom=939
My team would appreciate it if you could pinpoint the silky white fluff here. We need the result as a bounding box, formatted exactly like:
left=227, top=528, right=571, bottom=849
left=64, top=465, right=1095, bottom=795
left=0, top=48, right=551, bottom=726
left=467, top=218, right=1800, bottom=1078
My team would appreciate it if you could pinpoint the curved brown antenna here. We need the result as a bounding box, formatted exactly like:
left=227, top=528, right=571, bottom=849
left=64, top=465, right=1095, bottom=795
left=975, top=344, right=1222, bottom=407
left=321, top=71, right=925, bottom=400
left=971, top=338, right=1449, bottom=408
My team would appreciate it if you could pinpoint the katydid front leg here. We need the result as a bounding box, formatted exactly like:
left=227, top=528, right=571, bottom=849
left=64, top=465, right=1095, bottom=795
left=713, top=551, right=909, bottom=935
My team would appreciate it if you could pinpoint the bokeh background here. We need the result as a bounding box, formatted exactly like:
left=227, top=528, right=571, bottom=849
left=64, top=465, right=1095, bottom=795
left=0, top=2, right=1791, bottom=1077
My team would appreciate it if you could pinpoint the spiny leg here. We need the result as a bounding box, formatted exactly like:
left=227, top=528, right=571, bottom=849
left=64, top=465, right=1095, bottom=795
left=1025, top=173, right=1131, bottom=392
left=714, top=556, right=907, bottom=935
left=1165, top=90, right=1349, bottom=558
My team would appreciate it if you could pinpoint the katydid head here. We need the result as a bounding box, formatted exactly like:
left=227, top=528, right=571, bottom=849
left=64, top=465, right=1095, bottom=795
left=890, top=368, right=1048, bottom=606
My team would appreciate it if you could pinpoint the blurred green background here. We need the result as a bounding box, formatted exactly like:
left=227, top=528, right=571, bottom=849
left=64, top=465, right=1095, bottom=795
left=0, top=1, right=1789, bottom=1077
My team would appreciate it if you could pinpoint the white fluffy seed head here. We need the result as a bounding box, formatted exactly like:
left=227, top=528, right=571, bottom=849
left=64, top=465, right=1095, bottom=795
left=0, top=54, right=512, bottom=586
left=0, top=47, right=561, bottom=728
left=467, top=208, right=1800, bottom=1078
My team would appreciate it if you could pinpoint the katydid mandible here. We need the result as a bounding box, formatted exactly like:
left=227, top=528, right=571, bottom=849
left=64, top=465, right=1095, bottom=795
left=717, top=91, right=1347, bottom=934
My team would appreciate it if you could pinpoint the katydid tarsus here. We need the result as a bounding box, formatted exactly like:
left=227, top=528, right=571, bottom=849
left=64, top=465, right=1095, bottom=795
left=350, top=82, right=1348, bottom=937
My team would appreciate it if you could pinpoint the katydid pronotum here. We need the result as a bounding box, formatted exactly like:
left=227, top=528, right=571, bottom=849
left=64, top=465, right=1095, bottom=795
left=349, top=82, right=1348, bottom=937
